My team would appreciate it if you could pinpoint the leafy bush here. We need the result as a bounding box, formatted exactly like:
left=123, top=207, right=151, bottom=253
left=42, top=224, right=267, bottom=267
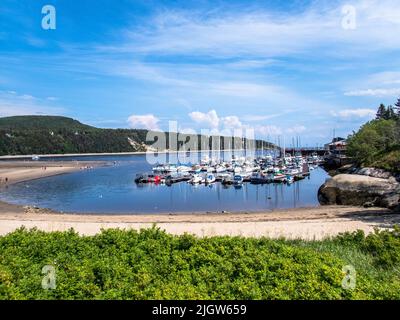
left=0, top=227, right=356, bottom=300
left=1, top=227, right=400, bottom=300
left=336, top=226, right=400, bottom=269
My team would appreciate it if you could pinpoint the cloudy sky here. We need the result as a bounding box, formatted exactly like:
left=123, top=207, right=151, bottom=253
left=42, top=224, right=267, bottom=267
left=1, top=0, right=400, bottom=145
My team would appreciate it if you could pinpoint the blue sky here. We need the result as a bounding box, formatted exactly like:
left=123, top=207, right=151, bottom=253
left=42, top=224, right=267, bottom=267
left=1, top=0, right=400, bottom=146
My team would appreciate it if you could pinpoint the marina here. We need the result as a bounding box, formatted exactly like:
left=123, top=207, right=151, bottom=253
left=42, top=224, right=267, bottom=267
left=0, top=152, right=328, bottom=214
left=134, top=153, right=323, bottom=187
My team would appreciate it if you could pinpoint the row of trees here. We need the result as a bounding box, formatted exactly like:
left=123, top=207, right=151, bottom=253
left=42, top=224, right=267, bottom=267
left=376, top=98, right=400, bottom=120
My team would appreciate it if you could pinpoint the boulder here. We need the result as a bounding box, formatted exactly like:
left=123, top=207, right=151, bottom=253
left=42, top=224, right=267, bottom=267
left=318, top=174, right=399, bottom=209
left=354, top=167, right=393, bottom=179
left=335, top=166, right=399, bottom=181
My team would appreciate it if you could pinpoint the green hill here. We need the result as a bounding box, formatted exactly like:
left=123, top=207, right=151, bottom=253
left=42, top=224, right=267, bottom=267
left=0, top=116, right=148, bottom=155
left=0, top=115, right=274, bottom=156
left=346, top=104, right=400, bottom=173
left=0, top=116, right=95, bottom=131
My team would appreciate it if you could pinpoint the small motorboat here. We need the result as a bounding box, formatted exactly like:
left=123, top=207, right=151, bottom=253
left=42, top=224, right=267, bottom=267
left=294, top=174, right=305, bottom=181
left=134, top=173, right=160, bottom=184
left=284, top=168, right=300, bottom=176
left=177, top=165, right=191, bottom=173
left=215, top=166, right=226, bottom=173
left=205, top=173, right=216, bottom=184
left=221, top=175, right=233, bottom=185
left=233, top=175, right=244, bottom=186
left=286, top=175, right=294, bottom=184
left=250, top=173, right=270, bottom=184
left=273, top=173, right=287, bottom=183
left=189, top=174, right=203, bottom=184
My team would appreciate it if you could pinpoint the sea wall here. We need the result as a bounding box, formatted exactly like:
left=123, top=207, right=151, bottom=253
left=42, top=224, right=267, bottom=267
left=318, top=168, right=400, bottom=212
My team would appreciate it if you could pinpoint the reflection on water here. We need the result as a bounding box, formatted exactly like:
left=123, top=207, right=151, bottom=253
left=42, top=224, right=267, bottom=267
left=0, top=153, right=329, bottom=214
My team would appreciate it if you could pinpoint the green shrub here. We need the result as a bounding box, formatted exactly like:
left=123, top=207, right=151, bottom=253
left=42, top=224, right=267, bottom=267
left=1, top=227, right=400, bottom=300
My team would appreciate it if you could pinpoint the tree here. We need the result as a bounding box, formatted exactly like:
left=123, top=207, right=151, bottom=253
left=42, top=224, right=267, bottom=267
left=347, top=118, right=399, bottom=172
left=376, top=104, right=386, bottom=120
left=376, top=104, right=398, bottom=120
left=387, top=105, right=396, bottom=120
left=395, top=97, right=400, bottom=111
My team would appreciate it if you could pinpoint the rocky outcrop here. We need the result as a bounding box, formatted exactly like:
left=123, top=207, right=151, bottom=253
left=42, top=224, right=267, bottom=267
left=318, top=174, right=400, bottom=211
left=335, top=165, right=400, bottom=181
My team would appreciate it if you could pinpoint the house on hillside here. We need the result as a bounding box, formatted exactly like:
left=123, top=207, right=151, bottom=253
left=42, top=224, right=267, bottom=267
left=324, top=137, right=350, bottom=167
left=324, top=137, right=347, bottom=157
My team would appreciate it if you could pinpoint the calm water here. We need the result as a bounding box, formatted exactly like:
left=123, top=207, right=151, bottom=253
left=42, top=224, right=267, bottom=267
left=0, top=153, right=329, bottom=214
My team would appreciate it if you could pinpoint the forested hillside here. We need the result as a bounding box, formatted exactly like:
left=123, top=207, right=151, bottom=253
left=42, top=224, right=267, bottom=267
left=0, top=116, right=148, bottom=155
left=0, top=116, right=273, bottom=156
left=346, top=100, right=400, bottom=173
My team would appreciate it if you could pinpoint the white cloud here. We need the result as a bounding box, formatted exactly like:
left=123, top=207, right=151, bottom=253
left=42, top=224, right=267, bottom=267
left=255, top=125, right=283, bottom=136
left=242, top=113, right=286, bottom=122
left=188, top=110, right=219, bottom=128
left=344, top=88, right=400, bottom=97
left=366, top=71, right=400, bottom=85
left=211, top=82, right=280, bottom=98
left=127, top=114, right=160, bottom=130
left=111, top=0, right=400, bottom=59
left=287, top=125, right=307, bottom=134
left=19, top=94, right=35, bottom=100
left=331, top=108, right=376, bottom=119
left=186, top=109, right=308, bottom=139
left=178, top=127, right=197, bottom=135
left=227, top=59, right=278, bottom=69
left=0, top=91, right=65, bottom=117
left=221, top=115, right=242, bottom=129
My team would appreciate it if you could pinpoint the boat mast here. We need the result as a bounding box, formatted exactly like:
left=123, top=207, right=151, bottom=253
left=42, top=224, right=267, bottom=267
left=283, top=136, right=286, bottom=165
left=262, top=140, right=264, bottom=157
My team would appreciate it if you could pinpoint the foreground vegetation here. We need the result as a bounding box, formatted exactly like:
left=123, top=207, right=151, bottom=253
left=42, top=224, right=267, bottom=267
left=346, top=101, right=400, bottom=173
left=1, top=226, right=400, bottom=300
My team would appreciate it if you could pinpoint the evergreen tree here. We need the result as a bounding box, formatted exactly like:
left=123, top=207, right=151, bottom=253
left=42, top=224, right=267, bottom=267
left=387, top=105, right=396, bottom=120
left=376, top=104, right=398, bottom=120
left=395, top=97, right=400, bottom=116
left=376, top=104, right=386, bottom=120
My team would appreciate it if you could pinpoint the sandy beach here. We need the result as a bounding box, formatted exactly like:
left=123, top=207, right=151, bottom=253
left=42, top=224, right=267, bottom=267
left=0, top=160, right=106, bottom=185
left=0, top=160, right=399, bottom=240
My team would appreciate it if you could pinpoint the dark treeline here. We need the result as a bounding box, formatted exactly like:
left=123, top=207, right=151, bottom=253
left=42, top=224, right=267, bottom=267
left=0, top=116, right=274, bottom=156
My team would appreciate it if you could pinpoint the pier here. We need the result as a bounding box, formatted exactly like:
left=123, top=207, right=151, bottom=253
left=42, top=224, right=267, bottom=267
left=283, top=147, right=326, bottom=156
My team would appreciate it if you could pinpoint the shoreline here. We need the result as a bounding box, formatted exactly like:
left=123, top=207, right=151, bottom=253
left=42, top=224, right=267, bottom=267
left=0, top=160, right=107, bottom=185
left=0, top=148, right=269, bottom=160
left=0, top=205, right=397, bottom=240
left=0, top=160, right=399, bottom=239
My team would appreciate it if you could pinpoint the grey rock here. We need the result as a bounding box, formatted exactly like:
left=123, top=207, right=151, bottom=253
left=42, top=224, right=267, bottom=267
left=355, top=167, right=393, bottom=179
left=318, top=174, right=399, bottom=210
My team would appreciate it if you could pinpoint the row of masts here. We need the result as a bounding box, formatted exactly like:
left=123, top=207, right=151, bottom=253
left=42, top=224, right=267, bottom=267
left=241, top=136, right=305, bottom=158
